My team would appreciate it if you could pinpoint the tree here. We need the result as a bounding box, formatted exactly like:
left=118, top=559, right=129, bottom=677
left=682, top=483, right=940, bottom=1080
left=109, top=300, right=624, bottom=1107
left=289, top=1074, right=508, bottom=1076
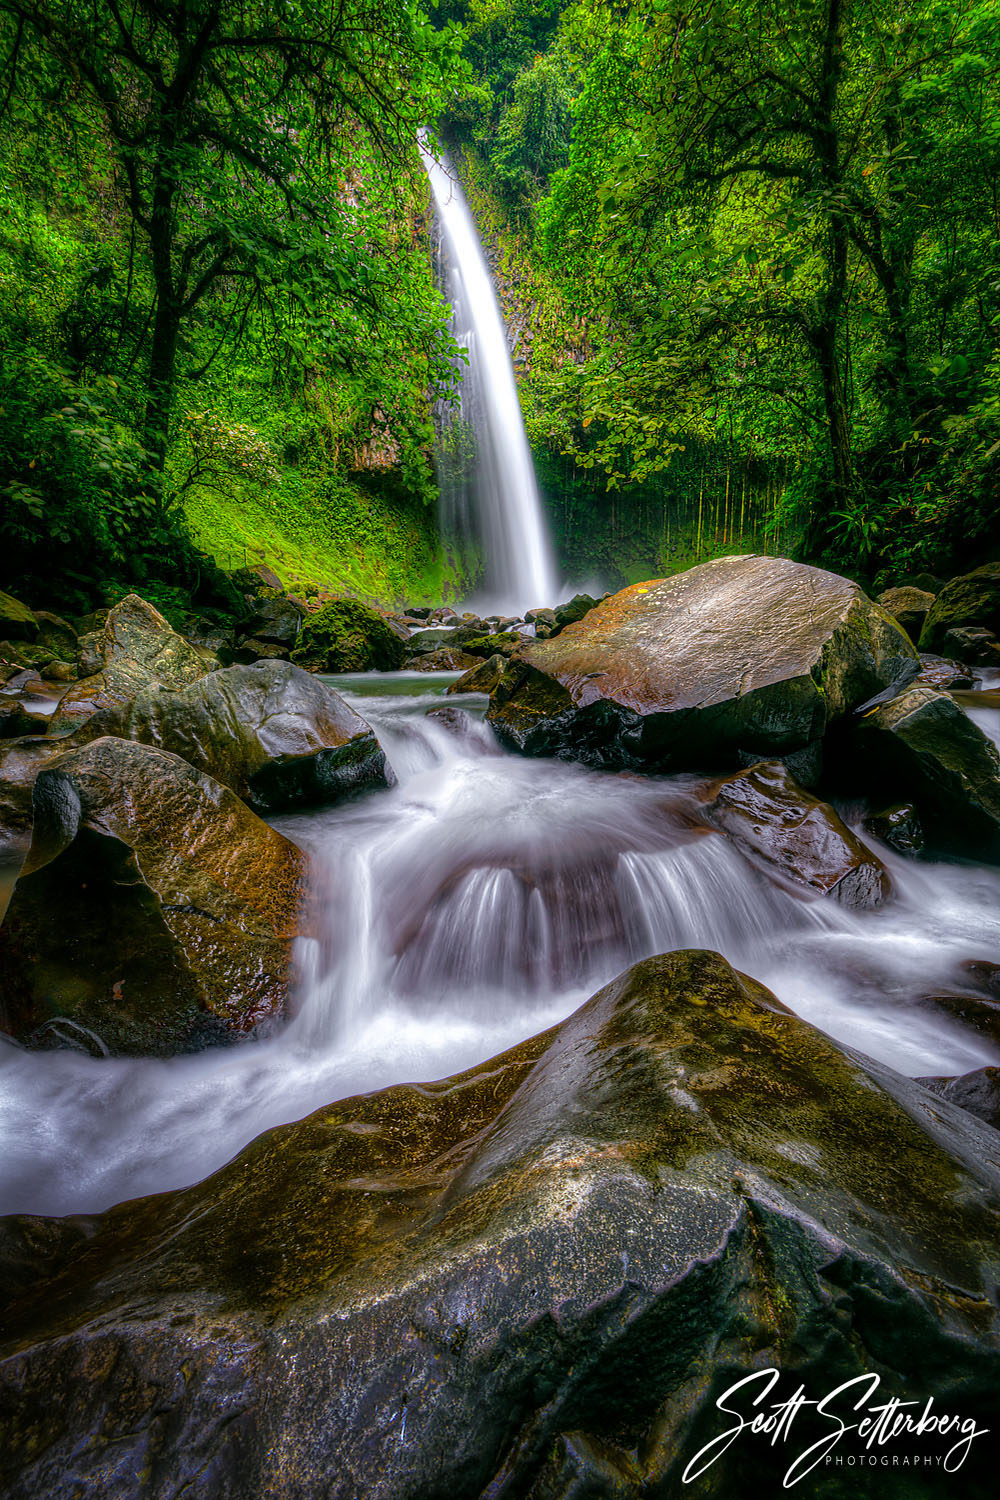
left=0, top=0, right=461, bottom=476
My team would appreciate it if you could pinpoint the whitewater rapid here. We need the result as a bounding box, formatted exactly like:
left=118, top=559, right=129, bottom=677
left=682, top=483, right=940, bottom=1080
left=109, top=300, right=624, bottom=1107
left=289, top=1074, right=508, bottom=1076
left=1, top=671, right=998, bottom=1218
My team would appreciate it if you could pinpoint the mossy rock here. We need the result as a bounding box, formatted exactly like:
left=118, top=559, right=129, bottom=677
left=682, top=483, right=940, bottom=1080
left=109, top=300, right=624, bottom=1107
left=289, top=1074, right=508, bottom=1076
left=920, top=562, right=1000, bottom=652
left=1, top=950, right=999, bottom=1497
left=292, top=599, right=406, bottom=673
left=0, top=591, right=37, bottom=642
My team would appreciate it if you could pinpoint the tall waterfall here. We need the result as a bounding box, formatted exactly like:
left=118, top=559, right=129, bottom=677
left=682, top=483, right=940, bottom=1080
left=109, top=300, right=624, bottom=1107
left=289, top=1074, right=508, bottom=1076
left=420, top=137, right=559, bottom=615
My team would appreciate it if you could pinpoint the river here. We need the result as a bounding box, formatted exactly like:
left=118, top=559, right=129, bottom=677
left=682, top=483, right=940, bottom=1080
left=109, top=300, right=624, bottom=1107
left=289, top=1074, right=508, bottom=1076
left=0, top=670, right=998, bottom=1218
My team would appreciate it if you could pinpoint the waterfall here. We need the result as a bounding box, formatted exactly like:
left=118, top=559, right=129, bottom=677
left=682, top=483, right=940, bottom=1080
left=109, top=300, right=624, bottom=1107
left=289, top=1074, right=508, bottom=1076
left=420, top=136, right=559, bottom=615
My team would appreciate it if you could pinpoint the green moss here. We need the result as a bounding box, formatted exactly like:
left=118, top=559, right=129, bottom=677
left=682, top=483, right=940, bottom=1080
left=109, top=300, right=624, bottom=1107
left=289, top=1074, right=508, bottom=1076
left=291, top=598, right=406, bottom=672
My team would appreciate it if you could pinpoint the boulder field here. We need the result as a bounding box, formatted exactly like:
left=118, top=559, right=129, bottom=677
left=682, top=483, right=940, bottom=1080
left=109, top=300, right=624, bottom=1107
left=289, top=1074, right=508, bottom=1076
left=1, top=951, right=998, bottom=1498
left=485, top=556, right=918, bottom=778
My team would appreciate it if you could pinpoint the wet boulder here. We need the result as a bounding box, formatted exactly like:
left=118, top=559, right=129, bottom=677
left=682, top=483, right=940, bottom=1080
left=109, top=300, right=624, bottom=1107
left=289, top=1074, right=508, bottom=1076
left=941, top=625, right=1000, bottom=666
left=48, top=594, right=215, bottom=734
left=78, top=661, right=393, bottom=814
left=702, top=760, right=891, bottom=907
left=31, top=611, right=77, bottom=662
left=877, top=584, right=934, bottom=640
left=404, top=624, right=486, bottom=659
left=0, top=735, right=76, bottom=835
left=919, top=562, right=1000, bottom=652
left=410, top=648, right=481, bottom=672
left=488, top=556, right=918, bottom=774
left=0, top=702, right=47, bottom=740
left=849, top=685, right=1000, bottom=858
left=915, top=653, right=974, bottom=690
left=236, top=591, right=305, bottom=648
left=291, top=598, right=406, bottom=673
left=552, top=591, right=602, bottom=633
left=0, top=737, right=307, bottom=1056
left=920, top=1068, right=1000, bottom=1131
left=448, top=653, right=508, bottom=696
left=0, top=591, right=36, bottom=642
left=1, top=949, right=999, bottom=1498
left=862, top=802, right=924, bottom=855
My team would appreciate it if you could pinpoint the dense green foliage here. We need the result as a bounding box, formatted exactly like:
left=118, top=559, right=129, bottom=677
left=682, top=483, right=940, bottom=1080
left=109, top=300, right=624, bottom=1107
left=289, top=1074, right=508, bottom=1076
left=441, top=0, right=1000, bottom=587
left=0, top=0, right=466, bottom=614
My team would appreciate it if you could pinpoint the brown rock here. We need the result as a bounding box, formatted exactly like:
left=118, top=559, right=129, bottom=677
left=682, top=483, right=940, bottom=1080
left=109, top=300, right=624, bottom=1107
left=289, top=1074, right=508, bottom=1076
left=488, top=557, right=918, bottom=773
left=447, top=653, right=508, bottom=696
left=0, top=737, right=307, bottom=1055
left=702, top=760, right=891, bottom=907
left=49, top=594, right=215, bottom=734
left=877, top=585, right=935, bottom=640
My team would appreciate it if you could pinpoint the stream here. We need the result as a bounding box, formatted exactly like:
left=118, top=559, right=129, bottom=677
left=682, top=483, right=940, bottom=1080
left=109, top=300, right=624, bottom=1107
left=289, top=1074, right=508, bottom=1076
left=1, top=669, right=999, bottom=1218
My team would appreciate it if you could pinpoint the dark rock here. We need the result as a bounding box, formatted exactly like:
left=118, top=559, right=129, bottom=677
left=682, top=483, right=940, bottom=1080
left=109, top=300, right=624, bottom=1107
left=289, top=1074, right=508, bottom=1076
left=920, top=562, right=1000, bottom=652
left=919, top=992, right=1000, bottom=1046
left=75, top=628, right=102, bottom=677
left=291, top=599, right=407, bottom=673
left=236, top=591, right=304, bottom=648
left=0, top=736, right=69, bottom=834
left=877, top=585, right=935, bottom=640
left=0, top=702, right=47, bottom=740
left=941, top=625, right=1000, bottom=666
left=1, top=951, right=998, bottom=1498
left=40, top=660, right=76, bottom=684
left=77, top=661, right=393, bottom=814
left=31, top=611, right=77, bottom=660
left=915, top=653, right=975, bottom=690
left=408, top=648, right=482, bottom=672
left=0, top=737, right=307, bottom=1056
left=459, top=612, right=489, bottom=631
left=72, top=609, right=109, bottom=636
left=429, top=605, right=458, bottom=623
left=527, top=606, right=557, bottom=639
left=702, top=760, right=891, bottom=907
left=0, top=591, right=37, bottom=642
left=920, top=1068, right=1000, bottom=1131
left=228, top=563, right=285, bottom=596
left=404, top=625, right=486, bottom=657
left=901, top=571, right=942, bottom=593
left=232, top=637, right=291, bottom=664
left=48, top=594, right=214, bottom=734
left=960, top=960, right=1000, bottom=998
left=0, top=641, right=56, bottom=673
left=848, top=685, right=1000, bottom=858
left=488, top=557, right=918, bottom=773
left=552, top=592, right=601, bottom=634
left=405, top=606, right=434, bottom=621
left=862, top=802, right=924, bottom=855
left=447, top=653, right=508, bottom=697
left=459, top=631, right=523, bottom=660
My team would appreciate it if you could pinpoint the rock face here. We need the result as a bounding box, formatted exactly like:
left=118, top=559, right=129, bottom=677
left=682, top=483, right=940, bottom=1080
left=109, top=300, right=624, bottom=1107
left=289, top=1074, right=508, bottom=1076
left=915, top=653, right=974, bottom=690
left=1, top=950, right=998, bottom=1498
left=0, top=591, right=37, bottom=641
left=920, top=562, right=1000, bottom=652
left=877, top=584, right=935, bottom=640
left=77, top=661, right=393, bottom=814
left=702, top=760, right=891, bottom=907
left=487, top=556, right=918, bottom=773
left=0, top=738, right=307, bottom=1055
left=291, top=598, right=406, bottom=673
left=849, top=685, right=1000, bottom=858
left=921, top=1067, right=1000, bottom=1130
left=236, top=591, right=304, bottom=648
left=862, top=801, right=924, bottom=855
left=48, top=594, right=213, bottom=734
left=0, top=735, right=74, bottom=835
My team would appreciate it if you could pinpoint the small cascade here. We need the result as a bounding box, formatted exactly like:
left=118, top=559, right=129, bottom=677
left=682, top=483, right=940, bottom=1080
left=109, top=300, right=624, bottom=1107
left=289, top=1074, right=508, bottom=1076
left=420, top=135, right=559, bottom=615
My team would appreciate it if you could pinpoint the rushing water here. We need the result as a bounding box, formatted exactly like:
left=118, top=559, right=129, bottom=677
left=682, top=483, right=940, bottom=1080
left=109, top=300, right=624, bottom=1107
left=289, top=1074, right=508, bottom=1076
left=420, top=137, right=559, bottom=615
left=1, top=672, right=999, bottom=1218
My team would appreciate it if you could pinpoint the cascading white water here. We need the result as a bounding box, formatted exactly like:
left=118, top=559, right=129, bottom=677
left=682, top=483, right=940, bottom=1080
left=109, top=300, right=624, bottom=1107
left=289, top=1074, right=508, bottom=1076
left=3, top=670, right=999, bottom=1219
left=420, top=135, right=559, bottom=615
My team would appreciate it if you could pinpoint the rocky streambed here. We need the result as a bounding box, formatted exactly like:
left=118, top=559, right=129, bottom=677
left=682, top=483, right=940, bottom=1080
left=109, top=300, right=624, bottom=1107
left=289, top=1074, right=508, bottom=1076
left=1, top=556, right=1000, bottom=1497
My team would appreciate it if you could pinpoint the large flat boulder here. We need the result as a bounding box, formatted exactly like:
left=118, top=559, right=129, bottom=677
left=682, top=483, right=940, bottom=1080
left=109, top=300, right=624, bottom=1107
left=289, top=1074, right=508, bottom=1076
left=48, top=594, right=214, bottom=734
left=701, top=760, right=890, bottom=907
left=487, top=556, right=918, bottom=774
left=0, top=737, right=307, bottom=1055
left=1, top=950, right=998, bottom=1498
left=849, top=685, right=1000, bottom=858
left=920, top=562, right=1000, bottom=652
left=77, top=660, right=393, bottom=814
